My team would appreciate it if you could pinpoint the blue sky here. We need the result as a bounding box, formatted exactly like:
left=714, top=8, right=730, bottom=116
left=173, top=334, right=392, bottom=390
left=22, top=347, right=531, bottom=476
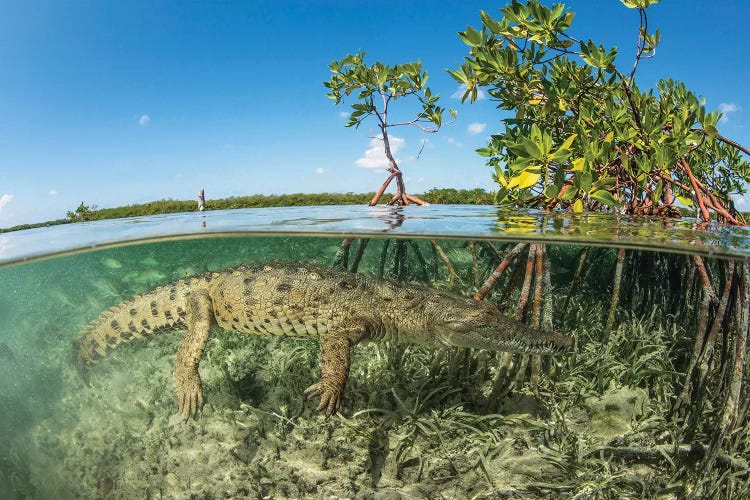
left=1, top=0, right=749, bottom=227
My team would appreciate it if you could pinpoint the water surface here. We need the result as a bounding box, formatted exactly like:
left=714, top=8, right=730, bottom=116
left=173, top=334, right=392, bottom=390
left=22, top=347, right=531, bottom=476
left=2, top=205, right=750, bottom=266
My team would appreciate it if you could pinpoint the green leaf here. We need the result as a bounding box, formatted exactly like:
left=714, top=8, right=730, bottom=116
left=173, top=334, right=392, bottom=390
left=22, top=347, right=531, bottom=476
left=494, top=188, right=509, bottom=204
left=620, top=0, right=661, bottom=7
left=560, top=187, right=577, bottom=201
left=459, top=26, right=483, bottom=47
left=572, top=199, right=583, bottom=213
left=579, top=40, right=617, bottom=70
left=508, top=157, right=535, bottom=172
left=592, top=176, right=615, bottom=190
left=558, top=133, right=578, bottom=152
left=550, top=134, right=577, bottom=162
left=704, top=124, right=718, bottom=139
left=579, top=170, right=593, bottom=191
left=519, top=137, right=543, bottom=161
left=590, top=190, right=621, bottom=207
left=476, top=147, right=493, bottom=157
left=530, top=124, right=543, bottom=147
left=553, top=165, right=566, bottom=187
left=480, top=10, right=503, bottom=34
left=652, top=180, right=663, bottom=204
left=544, top=184, right=560, bottom=199
left=507, top=169, right=542, bottom=189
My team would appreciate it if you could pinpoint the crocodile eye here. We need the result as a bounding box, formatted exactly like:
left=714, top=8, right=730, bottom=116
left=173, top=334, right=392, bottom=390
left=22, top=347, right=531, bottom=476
left=449, top=320, right=473, bottom=332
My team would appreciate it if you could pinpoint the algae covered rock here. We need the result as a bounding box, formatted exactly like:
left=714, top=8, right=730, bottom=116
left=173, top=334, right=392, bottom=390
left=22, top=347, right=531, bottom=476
left=584, top=386, right=649, bottom=441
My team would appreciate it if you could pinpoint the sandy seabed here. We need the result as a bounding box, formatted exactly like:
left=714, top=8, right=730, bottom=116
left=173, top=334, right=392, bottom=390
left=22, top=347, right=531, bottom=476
left=14, top=329, right=648, bottom=499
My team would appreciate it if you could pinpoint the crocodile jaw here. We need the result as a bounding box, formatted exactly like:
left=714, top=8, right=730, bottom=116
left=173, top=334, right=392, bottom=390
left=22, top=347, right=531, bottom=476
left=438, top=323, right=573, bottom=355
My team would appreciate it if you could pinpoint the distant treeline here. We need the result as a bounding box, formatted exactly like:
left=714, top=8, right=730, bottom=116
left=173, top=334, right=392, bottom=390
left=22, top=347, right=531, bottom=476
left=0, top=188, right=493, bottom=233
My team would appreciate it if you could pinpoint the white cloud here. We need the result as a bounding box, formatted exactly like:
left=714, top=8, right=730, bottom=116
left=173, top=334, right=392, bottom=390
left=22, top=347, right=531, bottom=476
left=48, top=189, right=58, bottom=196
left=355, top=135, right=405, bottom=169
left=0, top=194, right=13, bottom=212
left=447, top=137, right=463, bottom=147
left=338, top=111, right=349, bottom=118
left=451, top=84, right=486, bottom=101
left=467, top=122, right=487, bottom=135
left=314, top=167, right=327, bottom=174
left=718, top=103, right=740, bottom=123
left=138, top=114, right=150, bottom=126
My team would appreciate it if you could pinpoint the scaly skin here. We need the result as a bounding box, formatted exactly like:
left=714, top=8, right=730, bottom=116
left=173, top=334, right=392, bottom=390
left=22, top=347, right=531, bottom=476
left=73, top=261, right=573, bottom=417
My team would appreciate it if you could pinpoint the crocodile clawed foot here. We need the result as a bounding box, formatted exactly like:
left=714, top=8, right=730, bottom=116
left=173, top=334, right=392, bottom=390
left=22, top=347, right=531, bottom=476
left=175, top=372, right=204, bottom=419
left=304, top=382, right=341, bottom=416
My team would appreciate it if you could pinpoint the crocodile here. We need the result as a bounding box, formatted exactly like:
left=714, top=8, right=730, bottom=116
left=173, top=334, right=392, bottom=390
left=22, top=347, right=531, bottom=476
left=73, top=261, right=573, bottom=417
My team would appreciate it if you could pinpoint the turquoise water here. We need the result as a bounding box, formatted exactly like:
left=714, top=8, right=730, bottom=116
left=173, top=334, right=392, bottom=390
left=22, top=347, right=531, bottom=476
left=0, top=207, right=748, bottom=498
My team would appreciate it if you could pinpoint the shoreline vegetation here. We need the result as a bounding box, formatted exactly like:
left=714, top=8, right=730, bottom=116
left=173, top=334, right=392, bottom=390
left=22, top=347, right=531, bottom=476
left=0, top=188, right=493, bottom=234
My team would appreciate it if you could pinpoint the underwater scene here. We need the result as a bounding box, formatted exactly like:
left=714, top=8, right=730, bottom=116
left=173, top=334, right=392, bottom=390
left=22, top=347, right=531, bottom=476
left=1, top=218, right=749, bottom=499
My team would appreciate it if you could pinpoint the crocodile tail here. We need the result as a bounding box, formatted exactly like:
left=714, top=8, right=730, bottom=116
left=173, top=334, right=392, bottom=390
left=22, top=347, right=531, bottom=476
left=72, top=280, right=190, bottom=381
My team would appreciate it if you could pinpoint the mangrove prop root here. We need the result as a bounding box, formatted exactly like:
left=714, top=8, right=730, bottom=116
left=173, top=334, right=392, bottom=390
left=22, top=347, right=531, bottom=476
left=704, top=263, right=749, bottom=470
left=474, top=243, right=529, bottom=301
left=478, top=243, right=550, bottom=393
left=485, top=352, right=515, bottom=413
left=676, top=157, right=744, bottom=225
left=395, top=170, right=409, bottom=207
left=430, top=241, right=439, bottom=280
left=430, top=240, right=456, bottom=285
left=408, top=241, right=430, bottom=281
left=405, top=194, right=426, bottom=206
left=389, top=240, right=409, bottom=281
left=675, top=267, right=713, bottom=415
left=704, top=193, right=743, bottom=225
left=332, top=237, right=354, bottom=269
left=532, top=244, right=544, bottom=327
left=377, top=239, right=391, bottom=279
left=541, top=245, right=553, bottom=331
left=530, top=244, right=545, bottom=386
left=681, top=158, right=711, bottom=222
left=683, top=260, right=736, bottom=435
left=725, top=262, right=750, bottom=432
left=498, top=254, right=526, bottom=311
left=695, top=261, right=735, bottom=398
left=562, top=246, right=590, bottom=321
left=683, top=257, right=697, bottom=315
left=480, top=241, right=505, bottom=263
left=369, top=173, right=396, bottom=206
left=513, top=354, right=531, bottom=390
left=605, top=248, right=626, bottom=334
left=349, top=238, right=370, bottom=273
left=516, top=245, right=537, bottom=322
left=588, top=444, right=748, bottom=473
left=470, top=241, right=479, bottom=288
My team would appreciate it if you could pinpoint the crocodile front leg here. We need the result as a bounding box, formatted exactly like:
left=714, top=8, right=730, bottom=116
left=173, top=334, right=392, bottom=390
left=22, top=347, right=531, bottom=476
left=304, top=317, right=372, bottom=416
left=175, top=290, right=213, bottom=418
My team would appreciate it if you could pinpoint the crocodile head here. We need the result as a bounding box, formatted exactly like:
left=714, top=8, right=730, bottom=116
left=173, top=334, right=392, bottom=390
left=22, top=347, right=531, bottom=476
left=426, top=296, right=573, bottom=355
